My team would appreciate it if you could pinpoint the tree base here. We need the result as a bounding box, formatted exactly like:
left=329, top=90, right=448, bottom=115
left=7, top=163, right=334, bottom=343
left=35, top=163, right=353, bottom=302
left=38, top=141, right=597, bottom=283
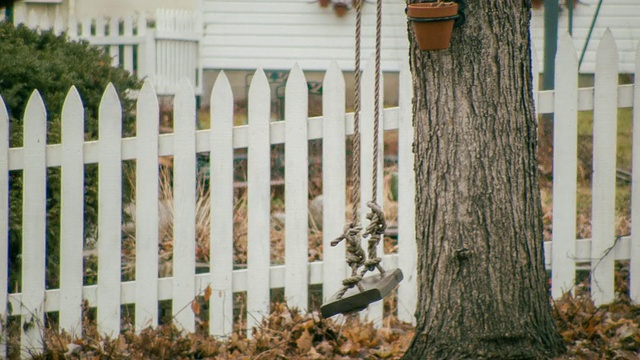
left=404, top=333, right=563, bottom=360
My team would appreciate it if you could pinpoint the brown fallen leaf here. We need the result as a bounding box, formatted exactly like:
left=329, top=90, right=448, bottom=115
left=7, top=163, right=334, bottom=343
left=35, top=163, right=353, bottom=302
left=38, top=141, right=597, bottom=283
left=296, top=329, right=313, bottom=354
left=191, top=299, right=200, bottom=315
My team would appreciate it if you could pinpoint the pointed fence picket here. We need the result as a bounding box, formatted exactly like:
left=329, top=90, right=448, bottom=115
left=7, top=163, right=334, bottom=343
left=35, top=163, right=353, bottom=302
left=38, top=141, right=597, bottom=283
left=172, top=78, right=198, bottom=332
left=59, top=87, right=85, bottom=336
left=247, top=69, right=272, bottom=336
left=321, top=61, right=348, bottom=309
left=21, top=91, right=47, bottom=352
left=135, top=80, right=160, bottom=331
left=284, top=64, right=309, bottom=311
left=97, top=84, right=123, bottom=336
left=632, top=42, right=640, bottom=304
left=591, top=30, right=619, bottom=306
left=2, top=31, right=640, bottom=357
left=396, top=65, right=416, bottom=325
left=0, top=98, right=8, bottom=357
left=209, top=72, right=235, bottom=337
left=551, top=32, right=579, bottom=299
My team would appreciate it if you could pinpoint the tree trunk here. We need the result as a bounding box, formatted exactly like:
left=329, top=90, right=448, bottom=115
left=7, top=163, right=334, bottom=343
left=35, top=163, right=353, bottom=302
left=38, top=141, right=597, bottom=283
left=403, top=1, right=564, bottom=359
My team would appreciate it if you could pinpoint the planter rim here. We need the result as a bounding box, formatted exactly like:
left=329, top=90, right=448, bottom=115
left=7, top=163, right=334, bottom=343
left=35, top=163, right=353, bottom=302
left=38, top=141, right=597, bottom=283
left=407, top=2, right=458, bottom=19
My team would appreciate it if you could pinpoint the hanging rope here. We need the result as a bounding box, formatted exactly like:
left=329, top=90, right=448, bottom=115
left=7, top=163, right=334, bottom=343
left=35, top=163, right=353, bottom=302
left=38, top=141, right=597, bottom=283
left=350, top=0, right=363, bottom=227
left=362, top=0, right=386, bottom=274
left=330, top=0, right=387, bottom=300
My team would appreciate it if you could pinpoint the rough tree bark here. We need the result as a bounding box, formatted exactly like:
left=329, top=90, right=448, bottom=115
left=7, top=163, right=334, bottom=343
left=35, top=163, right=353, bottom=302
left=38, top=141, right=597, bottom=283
left=402, top=1, right=564, bottom=359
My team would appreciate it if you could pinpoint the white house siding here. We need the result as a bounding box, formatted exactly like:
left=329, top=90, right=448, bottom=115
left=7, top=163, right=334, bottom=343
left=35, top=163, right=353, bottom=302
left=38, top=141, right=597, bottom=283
left=201, top=0, right=411, bottom=72
left=73, top=0, right=196, bottom=19
left=202, top=0, right=638, bottom=74
left=530, top=0, right=640, bottom=73
left=6, top=0, right=196, bottom=25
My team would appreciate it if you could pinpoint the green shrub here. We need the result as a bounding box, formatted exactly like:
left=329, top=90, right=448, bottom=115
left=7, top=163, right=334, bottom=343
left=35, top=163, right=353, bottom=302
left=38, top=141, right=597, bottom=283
left=0, top=21, right=143, bottom=290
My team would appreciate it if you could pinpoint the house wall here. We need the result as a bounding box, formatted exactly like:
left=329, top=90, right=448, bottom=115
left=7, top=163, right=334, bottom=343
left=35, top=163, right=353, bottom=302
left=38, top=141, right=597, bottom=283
left=199, top=0, right=639, bottom=107
left=7, top=0, right=638, bottom=74
left=7, top=0, right=196, bottom=23
left=201, top=0, right=411, bottom=73
left=201, top=0, right=639, bottom=74
left=73, top=0, right=196, bottom=19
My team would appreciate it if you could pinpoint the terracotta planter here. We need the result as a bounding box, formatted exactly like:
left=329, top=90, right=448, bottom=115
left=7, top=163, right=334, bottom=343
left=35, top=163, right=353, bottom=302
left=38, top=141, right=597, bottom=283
left=334, top=3, right=349, bottom=17
left=407, top=2, right=459, bottom=51
left=319, top=0, right=331, bottom=8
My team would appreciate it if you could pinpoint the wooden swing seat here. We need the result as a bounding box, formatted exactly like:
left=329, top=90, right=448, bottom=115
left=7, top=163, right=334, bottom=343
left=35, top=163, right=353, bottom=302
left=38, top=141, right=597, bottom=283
left=321, top=268, right=403, bottom=318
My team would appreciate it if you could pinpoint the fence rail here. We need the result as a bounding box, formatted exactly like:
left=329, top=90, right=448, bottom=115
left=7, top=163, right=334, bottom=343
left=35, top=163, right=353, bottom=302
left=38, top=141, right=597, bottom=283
left=1, top=31, right=640, bottom=355
left=9, top=8, right=203, bottom=96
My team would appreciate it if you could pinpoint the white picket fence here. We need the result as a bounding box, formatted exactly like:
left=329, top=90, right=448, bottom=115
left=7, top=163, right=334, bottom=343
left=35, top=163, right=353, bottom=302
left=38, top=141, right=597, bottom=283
left=535, top=30, right=640, bottom=306
left=10, top=8, right=203, bottom=96
left=0, top=30, right=639, bottom=355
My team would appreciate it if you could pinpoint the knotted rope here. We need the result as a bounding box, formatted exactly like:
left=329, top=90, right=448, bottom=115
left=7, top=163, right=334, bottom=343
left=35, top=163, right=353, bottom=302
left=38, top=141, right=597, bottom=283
left=330, top=223, right=365, bottom=298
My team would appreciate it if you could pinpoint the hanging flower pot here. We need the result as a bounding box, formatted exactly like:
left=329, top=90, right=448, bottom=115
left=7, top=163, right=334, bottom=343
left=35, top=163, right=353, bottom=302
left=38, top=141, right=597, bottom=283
left=407, top=2, right=459, bottom=51
left=319, top=0, right=331, bottom=8
left=333, top=2, right=349, bottom=17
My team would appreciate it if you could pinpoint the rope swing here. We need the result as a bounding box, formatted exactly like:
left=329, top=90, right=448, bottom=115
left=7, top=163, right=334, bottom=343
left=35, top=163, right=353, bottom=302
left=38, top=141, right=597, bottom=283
left=321, top=0, right=403, bottom=318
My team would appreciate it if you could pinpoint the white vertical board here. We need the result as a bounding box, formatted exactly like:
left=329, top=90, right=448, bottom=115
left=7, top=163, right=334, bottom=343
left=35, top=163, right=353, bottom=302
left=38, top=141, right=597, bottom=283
left=551, top=33, right=579, bottom=299
left=67, top=16, right=78, bottom=38
left=12, top=3, right=26, bottom=26
left=39, top=13, right=50, bottom=31
left=26, top=10, right=38, bottom=30
left=172, top=78, right=197, bottom=332
left=156, top=41, right=167, bottom=94
left=322, top=61, right=347, bottom=303
left=81, top=18, right=91, bottom=38
left=591, top=29, right=618, bottom=306
left=360, top=60, right=384, bottom=325
left=396, top=65, right=416, bottom=324
left=284, top=64, right=309, bottom=310
left=59, top=87, right=85, bottom=336
left=532, top=41, right=540, bottom=102
left=137, top=15, right=154, bottom=81
left=209, top=72, right=235, bottom=337
left=135, top=80, right=160, bottom=331
left=95, top=17, right=107, bottom=62
left=155, top=10, right=169, bottom=94
left=53, top=12, right=64, bottom=35
left=0, top=97, right=9, bottom=357
left=21, top=91, right=47, bottom=352
left=109, top=17, right=120, bottom=67
left=631, top=41, right=640, bottom=304
left=97, top=84, right=123, bottom=336
left=123, top=16, right=134, bottom=73
left=247, top=68, right=271, bottom=335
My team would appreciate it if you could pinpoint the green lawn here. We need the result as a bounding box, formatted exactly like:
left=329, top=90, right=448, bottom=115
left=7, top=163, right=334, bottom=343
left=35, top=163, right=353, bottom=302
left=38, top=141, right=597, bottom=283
left=569, top=107, right=634, bottom=238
